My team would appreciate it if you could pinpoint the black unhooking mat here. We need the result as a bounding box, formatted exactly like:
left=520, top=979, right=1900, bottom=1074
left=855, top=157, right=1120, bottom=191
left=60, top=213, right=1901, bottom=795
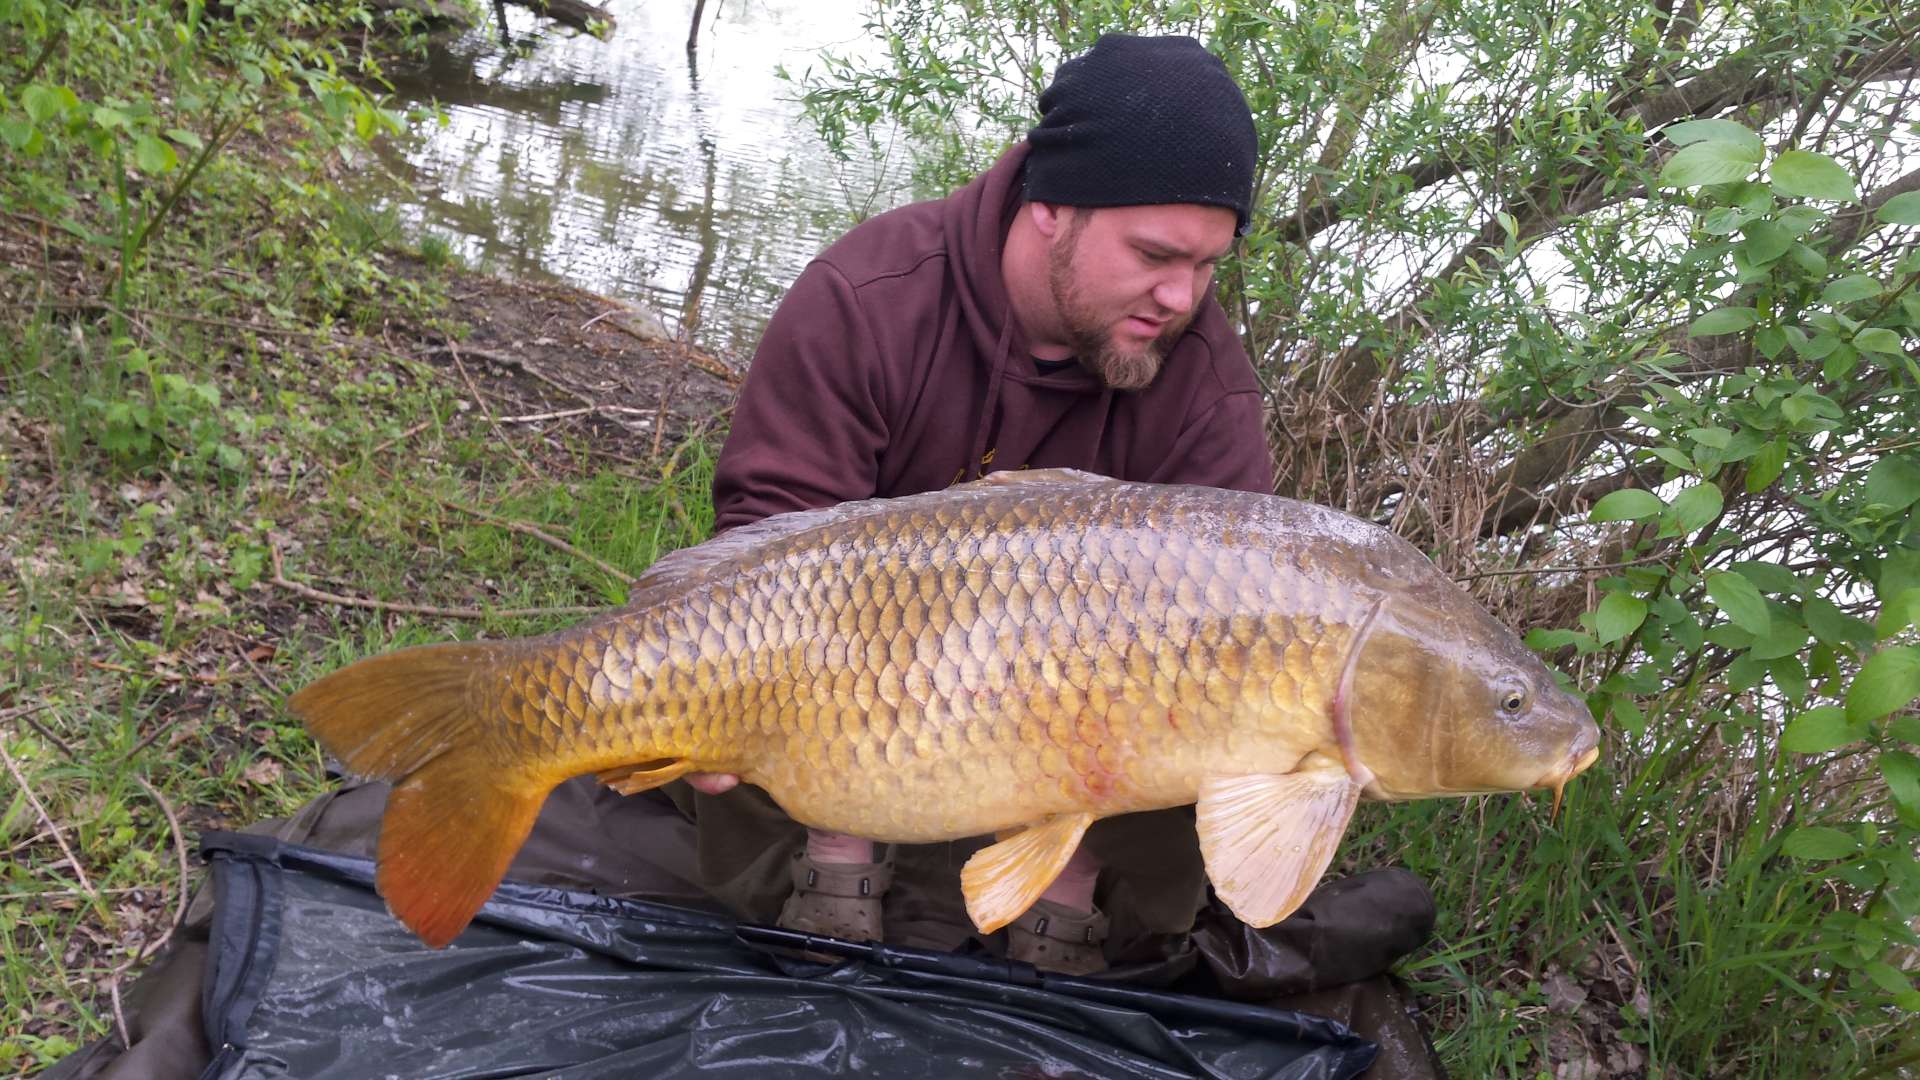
left=190, top=831, right=1377, bottom=1079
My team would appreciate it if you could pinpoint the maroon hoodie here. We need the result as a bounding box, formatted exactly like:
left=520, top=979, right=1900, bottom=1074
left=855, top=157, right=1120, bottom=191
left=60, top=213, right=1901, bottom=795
left=710, top=141, right=1273, bottom=534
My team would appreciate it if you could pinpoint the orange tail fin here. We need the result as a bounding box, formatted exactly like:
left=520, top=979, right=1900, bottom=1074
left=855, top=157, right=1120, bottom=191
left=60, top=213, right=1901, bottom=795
left=287, top=642, right=550, bottom=948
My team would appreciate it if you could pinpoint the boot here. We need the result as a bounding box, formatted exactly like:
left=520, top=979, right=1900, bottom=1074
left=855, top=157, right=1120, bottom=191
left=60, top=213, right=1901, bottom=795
left=775, top=848, right=893, bottom=943
left=1007, top=898, right=1109, bottom=975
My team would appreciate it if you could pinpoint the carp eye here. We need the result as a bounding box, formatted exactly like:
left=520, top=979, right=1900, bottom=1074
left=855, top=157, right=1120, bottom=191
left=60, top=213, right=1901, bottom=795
left=1499, top=689, right=1527, bottom=714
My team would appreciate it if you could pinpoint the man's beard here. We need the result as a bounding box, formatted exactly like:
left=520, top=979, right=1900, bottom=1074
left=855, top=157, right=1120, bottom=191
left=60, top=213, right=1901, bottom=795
left=1046, top=219, right=1190, bottom=391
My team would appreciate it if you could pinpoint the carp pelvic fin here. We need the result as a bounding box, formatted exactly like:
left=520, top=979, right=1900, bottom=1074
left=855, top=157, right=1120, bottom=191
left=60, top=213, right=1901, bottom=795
left=596, top=759, right=696, bottom=796
left=959, top=812, right=1096, bottom=934
left=1195, top=766, right=1361, bottom=928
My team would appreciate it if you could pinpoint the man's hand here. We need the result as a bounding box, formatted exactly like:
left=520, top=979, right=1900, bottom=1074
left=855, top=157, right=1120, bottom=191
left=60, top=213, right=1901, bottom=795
left=685, top=772, right=740, bottom=795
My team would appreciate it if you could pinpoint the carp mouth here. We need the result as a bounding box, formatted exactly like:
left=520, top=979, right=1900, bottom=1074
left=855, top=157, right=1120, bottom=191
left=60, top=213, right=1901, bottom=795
left=1535, top=733, right=1601, bottom=820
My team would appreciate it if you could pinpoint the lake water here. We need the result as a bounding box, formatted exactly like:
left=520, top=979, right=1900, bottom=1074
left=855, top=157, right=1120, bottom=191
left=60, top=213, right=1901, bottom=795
left=377, top=0, right=918, bottom=357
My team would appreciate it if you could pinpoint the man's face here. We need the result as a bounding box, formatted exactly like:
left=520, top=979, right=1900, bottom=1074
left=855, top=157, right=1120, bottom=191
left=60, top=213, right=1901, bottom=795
left=1043, top=203, right=1237, bottom=390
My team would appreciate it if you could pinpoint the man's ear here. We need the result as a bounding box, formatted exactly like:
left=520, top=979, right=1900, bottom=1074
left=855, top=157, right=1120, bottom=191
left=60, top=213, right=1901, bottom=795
left=1028, top=200, right=1068, bottom=239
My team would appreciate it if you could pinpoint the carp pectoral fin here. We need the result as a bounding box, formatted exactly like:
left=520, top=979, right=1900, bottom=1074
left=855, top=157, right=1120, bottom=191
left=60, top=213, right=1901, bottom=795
left=1195, top=769, right=1361, bottom=928
left=959, top=812, right=1097, bottom=935
left=596, top=759, right=695, bottom=795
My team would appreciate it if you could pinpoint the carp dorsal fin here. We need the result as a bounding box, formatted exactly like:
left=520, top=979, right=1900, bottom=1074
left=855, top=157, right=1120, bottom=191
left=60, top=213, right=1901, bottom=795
left=967, top=467, right=1112, bottom=488
left=959, top=812, right=1097, bottom=934
left=596, top=759, right=696, bottom=796
left=618, top=500, right=876, bottom=608
left=1195, top=763, right=1361, bottom=927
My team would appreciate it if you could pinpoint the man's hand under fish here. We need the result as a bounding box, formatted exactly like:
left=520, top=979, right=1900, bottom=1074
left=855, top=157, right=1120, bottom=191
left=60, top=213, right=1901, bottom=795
left=288, top=469, right=1600, bottom=949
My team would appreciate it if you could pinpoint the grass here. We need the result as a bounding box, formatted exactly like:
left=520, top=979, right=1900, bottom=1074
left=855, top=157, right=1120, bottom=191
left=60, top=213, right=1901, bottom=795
left=2, top=310, right=720, bottom=1069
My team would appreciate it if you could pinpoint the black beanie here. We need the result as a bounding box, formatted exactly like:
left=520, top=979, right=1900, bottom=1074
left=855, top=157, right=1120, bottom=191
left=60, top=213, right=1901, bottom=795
left=1025, top=34, right=1258, bottom=233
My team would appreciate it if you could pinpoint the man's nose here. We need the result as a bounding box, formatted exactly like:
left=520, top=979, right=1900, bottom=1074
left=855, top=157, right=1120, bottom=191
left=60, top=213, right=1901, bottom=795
left=1151, top=272, right=1195, bottom=315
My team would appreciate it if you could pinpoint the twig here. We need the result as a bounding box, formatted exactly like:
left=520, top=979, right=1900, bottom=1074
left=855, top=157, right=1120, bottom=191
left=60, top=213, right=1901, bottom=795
left=0, top=739, right=100, bottom=912
left=423, top=343, right=599, bottom=410
left=268, top=543, right=599, bottom=620
left=366, top=419, right=433, bottom=460
left=124, top=775, right=188, bottom=966
left=15, top=708, right=78, bottom=761
left=427, top=496, right=637, bottom=587
left=0, top=701, right=55, bottom=724
left=210, top=627, right=287, bottom=699
left=1453, top=551, right=1674, bottom=582
left=108, top=977, right=130, bottom=1051
left=495, top=405, right=656, bottom=424
left=448, top=342, right=538, bottom=477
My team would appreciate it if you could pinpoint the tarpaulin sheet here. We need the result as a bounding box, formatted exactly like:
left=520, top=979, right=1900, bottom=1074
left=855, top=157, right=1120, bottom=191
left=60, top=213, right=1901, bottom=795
left=193, top=831, right=1377, bottom=1079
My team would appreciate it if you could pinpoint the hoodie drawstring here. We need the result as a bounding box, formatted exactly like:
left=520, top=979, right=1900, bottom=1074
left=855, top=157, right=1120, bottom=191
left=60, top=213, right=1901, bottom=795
left=966, top=315, right=1017, bottom=482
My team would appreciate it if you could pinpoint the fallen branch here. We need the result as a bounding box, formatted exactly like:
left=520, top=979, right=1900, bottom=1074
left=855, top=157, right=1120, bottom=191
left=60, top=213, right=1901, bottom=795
left=0, top=739, right=101, bottom=916
left=268, top=543, right=601, bottom=620
left=448, top=342, right=538, bottom=478
left=496, top=404, right=655, bottom=425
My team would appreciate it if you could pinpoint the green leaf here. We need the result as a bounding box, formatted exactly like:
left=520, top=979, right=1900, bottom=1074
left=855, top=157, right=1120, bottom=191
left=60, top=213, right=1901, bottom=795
left=1878, top=588, right=1920, bottom=638
left=1787, top=243, right=1827, bottom=277
left=1879, top=549, right=1920, bottom=604
left=91, top=105, right=130, bottom=129
left=1661, top=140, right=1761, bottom=188
left=1665, top=483, right=1723, bottom=535
left=166, top=127, right=205, bottom=151
left=1686, top=426, right=1732, bottom=448
left=1847, top=646, right=1920, bottom=725
left=1883, top=751, right=1920, bottom=816
left=1746, top=440, right=1788, bottom=492
left=1596, top=591, right=1648, bottom=645
left=1707, top=571, right=1771, bottom=635
left=1822, top=276, right=1882, bottom=305
left=1824, top=344, right=1860, bottom=381
left=1702, top=207, right=1752, bottom=235
left=1893, top=714, right=1920, bottom=745
left=1650, top=446, right=1696, bottom=473
left=1751, top=611, right=1810, bottom=660
left=1739, top=220, right=1793, bottom=264
left=1781, top=826, right=1859, bottom=860
left=132, top=133, right=177, bottom=175
left=1855, top=328, right=1904, bottom=355
left=1526, top=628, right=1595, bottom=653
left=1805, top=595, right=1877, bottom=648
left=20, top=84, right=66, bottom=124
left=1876, top=190, right=1920, bottom=226
left=1663, top=119, right=1764, bottom=156
left=1729, top=560, right=1799, bottom=594
left=1864, top=960, right=1915, bottom=997
left=1781, top=706, right=1862, bottom=753
left=1610, top=695, right=1646, bottom=736
left=0, top=117, right=34, bottom=151
left=1864, top=456, right=1920, bottom=512
left=1796, top=331, right=1840, bottom=360
left=1770, top=150, right=1859, bottom=202
left=1591, top=488, right=1664, bottom=522
left=1689, top=307, right=1758, bottom=336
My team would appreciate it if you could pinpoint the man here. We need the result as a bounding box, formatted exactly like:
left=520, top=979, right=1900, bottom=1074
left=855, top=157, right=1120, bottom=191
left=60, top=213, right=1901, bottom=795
left=667, top=32, right=1287, bottom=976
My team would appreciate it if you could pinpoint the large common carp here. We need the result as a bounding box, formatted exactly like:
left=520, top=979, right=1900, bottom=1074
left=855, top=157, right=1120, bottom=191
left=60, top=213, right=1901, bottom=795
left=290, top=469, right=1599, bottom=948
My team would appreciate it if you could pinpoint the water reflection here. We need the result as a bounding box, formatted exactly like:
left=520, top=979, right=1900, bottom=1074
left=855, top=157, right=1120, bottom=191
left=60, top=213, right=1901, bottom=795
left=377, top=0, right=912, bottom=356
